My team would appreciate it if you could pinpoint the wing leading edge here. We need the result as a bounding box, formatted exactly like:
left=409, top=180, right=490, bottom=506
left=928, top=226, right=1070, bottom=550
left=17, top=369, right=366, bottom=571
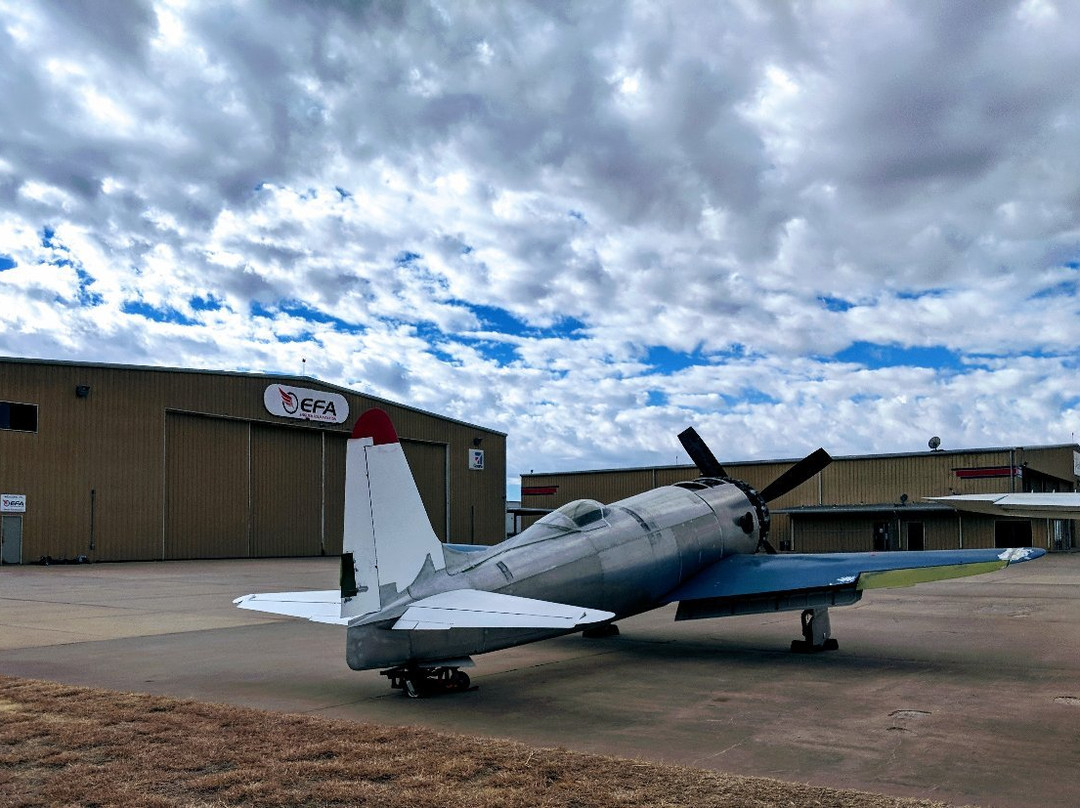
left=665, top=547, right=1044, bottom=621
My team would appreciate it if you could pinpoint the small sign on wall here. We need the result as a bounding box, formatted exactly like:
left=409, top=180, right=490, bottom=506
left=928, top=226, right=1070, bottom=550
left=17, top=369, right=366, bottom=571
left=468, top=449, right=485, bottom=470
left=1, top=493, right=26, bottom=513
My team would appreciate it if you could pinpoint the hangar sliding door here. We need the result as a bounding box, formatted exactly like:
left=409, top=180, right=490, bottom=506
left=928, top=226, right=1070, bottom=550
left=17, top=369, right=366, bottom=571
left=401, top=440, right=447, bottom=541
left=251, top=424, right=324, bottom=556
left=164, top=413, right=249, bottom=559
left=163, top=414, right=447, bottom=558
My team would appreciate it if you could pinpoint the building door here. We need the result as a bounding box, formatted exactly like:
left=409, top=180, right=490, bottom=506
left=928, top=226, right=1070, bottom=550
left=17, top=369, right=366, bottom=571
left=995, top=519, right=1033, bottom=548
left=1051, top=520, right=1073, bottom=552
left=873, top=521, right=893, bottom=551
left=907, top=522, right=924, bottom=551
left=1, top=515, right=22, bottom=564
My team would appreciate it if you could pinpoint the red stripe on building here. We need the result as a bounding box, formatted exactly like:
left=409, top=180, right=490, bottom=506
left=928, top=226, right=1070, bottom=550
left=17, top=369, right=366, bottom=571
left=953, top=466, right=1020, bottom=479
left=522, top=486, right=559, bottom=496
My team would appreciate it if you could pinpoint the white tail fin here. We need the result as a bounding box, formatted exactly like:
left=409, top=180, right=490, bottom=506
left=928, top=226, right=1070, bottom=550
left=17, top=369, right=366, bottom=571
left=341, top=408, right=445, bottom=620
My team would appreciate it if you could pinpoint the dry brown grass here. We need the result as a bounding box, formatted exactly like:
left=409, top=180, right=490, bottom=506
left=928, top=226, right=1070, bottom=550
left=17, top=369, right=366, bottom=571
left=0, top=675, right=964, bottom=808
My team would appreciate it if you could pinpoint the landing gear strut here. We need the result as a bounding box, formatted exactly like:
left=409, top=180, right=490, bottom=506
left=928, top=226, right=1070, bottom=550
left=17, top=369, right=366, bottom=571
left=790, top=607, right=839, bottom=653
left=381, top=665, right=473, bottom=698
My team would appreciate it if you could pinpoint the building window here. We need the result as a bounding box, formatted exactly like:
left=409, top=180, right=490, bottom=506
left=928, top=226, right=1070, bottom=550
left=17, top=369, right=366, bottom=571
left=0, top=402, right=38, bottom=432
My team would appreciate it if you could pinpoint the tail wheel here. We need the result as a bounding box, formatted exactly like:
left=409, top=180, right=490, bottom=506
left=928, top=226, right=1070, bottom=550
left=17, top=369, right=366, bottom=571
left=449, top=670, right=471, bottom=691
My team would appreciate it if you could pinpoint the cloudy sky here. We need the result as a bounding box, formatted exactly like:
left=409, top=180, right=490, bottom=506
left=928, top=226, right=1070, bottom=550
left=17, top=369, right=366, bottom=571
left=2, top=0, right=1078, bottom=495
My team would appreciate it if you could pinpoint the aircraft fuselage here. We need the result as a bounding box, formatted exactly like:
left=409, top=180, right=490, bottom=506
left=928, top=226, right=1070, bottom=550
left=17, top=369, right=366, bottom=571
left=346, top=478, right=763, bottom=670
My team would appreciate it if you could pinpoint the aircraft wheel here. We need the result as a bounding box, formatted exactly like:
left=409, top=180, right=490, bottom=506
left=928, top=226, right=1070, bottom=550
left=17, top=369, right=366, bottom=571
left=450, top=670, right=471, bottom=691
left=403, top=677, right=423, bottom=698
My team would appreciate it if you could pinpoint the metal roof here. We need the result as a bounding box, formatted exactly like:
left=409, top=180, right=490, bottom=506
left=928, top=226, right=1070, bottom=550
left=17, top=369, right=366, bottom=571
left=523, top=443, right=1080, bottom=478
left=0, top=355, right=506, bottom=436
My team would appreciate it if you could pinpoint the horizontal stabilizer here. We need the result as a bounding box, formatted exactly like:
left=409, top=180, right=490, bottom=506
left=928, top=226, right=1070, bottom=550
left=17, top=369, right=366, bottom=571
left=393, top=589, right=615, bottom=631
left=233, top=591, right=350, bottom=625
left=928, top=493, right=1080, bottom=520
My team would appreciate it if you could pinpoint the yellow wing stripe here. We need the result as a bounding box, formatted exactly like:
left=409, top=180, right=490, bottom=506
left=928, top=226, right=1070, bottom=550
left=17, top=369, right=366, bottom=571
left=857, top=560, right=1007, bottom=590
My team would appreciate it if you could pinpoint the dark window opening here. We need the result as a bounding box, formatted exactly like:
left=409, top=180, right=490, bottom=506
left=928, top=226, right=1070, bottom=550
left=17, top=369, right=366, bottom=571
left=995, top=520, right=1032, bottom=549
left=0, top=402, right=37, bottom=432
left=907, top=522, right=924, bottom=551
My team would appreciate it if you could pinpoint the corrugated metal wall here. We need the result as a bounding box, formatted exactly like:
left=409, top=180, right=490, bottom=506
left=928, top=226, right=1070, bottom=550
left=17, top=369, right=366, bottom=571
left=165, top=413, right=249, bottom=559
left=0, top=359, right=506, bottom=561
left=402, top=440, right=448, bottom=541
left=251, top=423, right=325, bottom=557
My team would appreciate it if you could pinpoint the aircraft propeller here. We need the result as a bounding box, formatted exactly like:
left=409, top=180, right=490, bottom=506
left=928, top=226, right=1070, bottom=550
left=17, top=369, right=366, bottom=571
left=676, top=427, right=727, bottom=478
left=678, top=427, right=833, bottom=554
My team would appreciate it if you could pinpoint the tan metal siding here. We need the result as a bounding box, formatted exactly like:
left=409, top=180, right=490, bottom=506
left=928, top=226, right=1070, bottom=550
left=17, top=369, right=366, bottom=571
left=447, top=429, right=505, bottom=545
left=402, top=440, right=448, bottom=541
left=322, top=434, right=347, bottom=555
left=164, top=413, right=249, bottom=559
left=251, top=424, right=324, bottom=557
left=794, top=516, right=876, bottom=553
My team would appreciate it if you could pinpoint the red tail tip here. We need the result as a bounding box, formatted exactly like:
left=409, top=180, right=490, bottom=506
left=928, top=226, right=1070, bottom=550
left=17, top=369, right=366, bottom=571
left=351, top=407, right=399, bottom=444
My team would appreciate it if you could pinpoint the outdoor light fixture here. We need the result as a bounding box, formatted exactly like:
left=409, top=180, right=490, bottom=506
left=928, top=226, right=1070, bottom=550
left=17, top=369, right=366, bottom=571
left=75, top=385, right=91, bottom=398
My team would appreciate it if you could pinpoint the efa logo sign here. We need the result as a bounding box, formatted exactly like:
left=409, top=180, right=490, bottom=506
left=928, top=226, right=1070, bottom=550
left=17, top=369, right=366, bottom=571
left=263, top=384, right=349, bottom=424
left=1, top=493, right=26, bottom=513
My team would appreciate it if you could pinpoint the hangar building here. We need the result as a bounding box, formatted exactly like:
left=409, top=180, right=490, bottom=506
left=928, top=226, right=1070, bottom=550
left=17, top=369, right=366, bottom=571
left=0, top=357, right=506, bottom=564
left=520, top=442, right=1080, bottom=553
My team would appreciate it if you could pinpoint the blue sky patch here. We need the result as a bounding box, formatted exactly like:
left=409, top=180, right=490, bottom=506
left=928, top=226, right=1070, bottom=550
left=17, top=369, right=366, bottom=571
left=121, top=300, right=197, bottom=325
left=646, top=345, right=709, bottom=372
left=189, top=294, right=224, bottom=312
left=75, top=269, right=104, bottom=307
left=895, top=288, right=946, bottom=300
left=819, top=296, right=854, bottom=312
left=460, top=302, right=587, bottom=342
left=1029, top=280, right=1078, bottom=300
left=833, top=341, right=963, bottom=370
left=252, top=300, right=366, bottom=335
left=460, top=334, right=518, bottom=365
left=0, top=255, right=16, bottom=271
left=645, top=390, right=668, bottom=406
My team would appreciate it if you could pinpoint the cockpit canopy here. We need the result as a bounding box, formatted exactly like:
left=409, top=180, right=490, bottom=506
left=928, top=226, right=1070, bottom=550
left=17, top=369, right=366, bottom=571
left=535, top=499, right=610, bottom=533
left=458, top=499, right=613, bottom=572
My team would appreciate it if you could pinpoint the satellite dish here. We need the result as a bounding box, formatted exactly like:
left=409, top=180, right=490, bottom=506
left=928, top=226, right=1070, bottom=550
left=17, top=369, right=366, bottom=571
left=928, top=436, right=941, bottom=450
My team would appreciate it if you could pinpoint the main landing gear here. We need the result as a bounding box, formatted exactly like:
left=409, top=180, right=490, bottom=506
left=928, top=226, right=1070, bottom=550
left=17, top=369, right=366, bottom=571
left=790, top=607, right=839, bottom=653
left=382, top=664, right=473, bottom=698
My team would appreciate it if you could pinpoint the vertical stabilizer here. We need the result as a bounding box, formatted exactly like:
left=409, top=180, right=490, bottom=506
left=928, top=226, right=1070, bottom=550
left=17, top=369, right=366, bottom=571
left=341, top=408, right=446, bottom=620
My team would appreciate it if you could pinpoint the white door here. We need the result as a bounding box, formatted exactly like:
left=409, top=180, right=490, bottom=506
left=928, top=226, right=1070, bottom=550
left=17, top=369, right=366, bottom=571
left=1, top=515, right=22, bottom=564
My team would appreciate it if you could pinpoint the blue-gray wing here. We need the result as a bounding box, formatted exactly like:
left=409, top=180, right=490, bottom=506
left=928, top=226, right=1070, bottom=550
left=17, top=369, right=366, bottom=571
left=664, top=548, right=1044, bottom=621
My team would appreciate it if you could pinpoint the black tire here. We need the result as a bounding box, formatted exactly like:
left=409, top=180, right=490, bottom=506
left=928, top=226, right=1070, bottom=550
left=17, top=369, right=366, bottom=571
left=403, top=677, right=423, bottom=698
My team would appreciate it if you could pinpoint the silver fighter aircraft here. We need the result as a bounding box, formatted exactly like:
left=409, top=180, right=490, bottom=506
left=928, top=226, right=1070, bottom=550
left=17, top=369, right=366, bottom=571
left=236, top=407, right=1045, bottom=697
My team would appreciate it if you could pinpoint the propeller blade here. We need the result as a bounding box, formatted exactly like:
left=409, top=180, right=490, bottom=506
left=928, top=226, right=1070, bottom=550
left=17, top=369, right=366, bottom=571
left=677, top=427, right=727, bottom=478
left=759, top=448, right=832, bottom=503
